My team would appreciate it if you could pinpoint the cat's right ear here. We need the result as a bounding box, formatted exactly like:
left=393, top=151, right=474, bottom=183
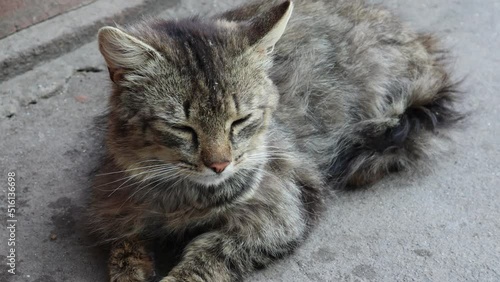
left=244, top=1, right=294, bottom=54
left=97, top=26, right=162, bottom=83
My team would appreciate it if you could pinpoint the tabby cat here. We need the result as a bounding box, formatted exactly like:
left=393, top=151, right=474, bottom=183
left=88, top=0, right=461, bottom=281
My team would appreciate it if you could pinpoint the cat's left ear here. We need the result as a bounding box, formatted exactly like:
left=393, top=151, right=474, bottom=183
left=244, top=1, right=294, bottom=54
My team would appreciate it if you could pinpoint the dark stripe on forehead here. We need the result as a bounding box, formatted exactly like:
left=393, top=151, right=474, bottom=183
left=232, top=93, right=240, bottom=113
left=156, top=18, right=230, bottom=110
left=184, top=37, right=221, bottom=106
left=183, top=100, right=191, bottom=119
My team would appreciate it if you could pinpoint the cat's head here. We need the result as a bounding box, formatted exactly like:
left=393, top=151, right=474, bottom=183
left=98, top=1, right=293, bottom=186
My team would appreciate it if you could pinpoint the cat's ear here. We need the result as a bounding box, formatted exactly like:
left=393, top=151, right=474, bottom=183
left=97, top=26, right=162, bottom=83
left=245, top=1, right=294, bottom=54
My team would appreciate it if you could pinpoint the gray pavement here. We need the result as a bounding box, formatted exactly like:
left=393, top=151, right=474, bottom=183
left=0, top=0, right=181, bottom=83
left=0, top=0, right=499, bottom=281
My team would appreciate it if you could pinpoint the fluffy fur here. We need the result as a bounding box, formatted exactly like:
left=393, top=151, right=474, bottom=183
left=87, top=1, right=461, bottom=281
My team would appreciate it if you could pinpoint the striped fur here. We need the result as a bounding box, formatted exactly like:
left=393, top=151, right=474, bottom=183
left=87, top=1, right=462, bottom=281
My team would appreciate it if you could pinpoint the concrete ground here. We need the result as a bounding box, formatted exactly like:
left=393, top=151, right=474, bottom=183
left=0, top=0, right=499, bottom=281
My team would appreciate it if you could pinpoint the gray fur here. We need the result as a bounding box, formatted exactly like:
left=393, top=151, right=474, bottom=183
left=88, top=0, right=461, bottom=281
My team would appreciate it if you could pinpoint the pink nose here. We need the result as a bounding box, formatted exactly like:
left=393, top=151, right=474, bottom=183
left=209, top=162, right=230, bottom=174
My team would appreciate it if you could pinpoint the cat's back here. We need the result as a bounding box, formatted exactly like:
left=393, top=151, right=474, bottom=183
left=221, top=0, right=422, bottom=123
left=220, top=0, right=451, bottom=176
left=271, top=0, right=420, bottom=100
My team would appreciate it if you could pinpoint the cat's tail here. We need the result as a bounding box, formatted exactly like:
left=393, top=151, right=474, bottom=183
left=329, top=79, right=462, bottom=187
left=328, top=37, right=463, bottom=187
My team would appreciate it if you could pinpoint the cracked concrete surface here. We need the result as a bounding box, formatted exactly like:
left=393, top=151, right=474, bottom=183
left=0, top=0, right=499, bottom=281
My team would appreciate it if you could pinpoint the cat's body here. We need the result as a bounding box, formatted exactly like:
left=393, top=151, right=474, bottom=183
left=88, top=1, right=460, bottom=281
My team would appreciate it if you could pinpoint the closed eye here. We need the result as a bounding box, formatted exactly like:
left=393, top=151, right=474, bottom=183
left=169, top=124, right=199, bottom=147
left=231, top=114, right=251, bottom=128
left=170, top=124, right=196, bottom=134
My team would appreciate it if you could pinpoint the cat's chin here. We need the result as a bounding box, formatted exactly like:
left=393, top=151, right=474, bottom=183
left=189, top=173, right=233, bottom=187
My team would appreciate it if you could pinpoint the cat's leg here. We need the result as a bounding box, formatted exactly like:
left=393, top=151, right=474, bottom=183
left=160, top=231, right=296, bottom=282
left=108, top=239, right=155, bottom=282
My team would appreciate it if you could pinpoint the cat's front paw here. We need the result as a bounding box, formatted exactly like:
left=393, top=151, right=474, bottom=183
left=108, top=241, right=155, bottom=282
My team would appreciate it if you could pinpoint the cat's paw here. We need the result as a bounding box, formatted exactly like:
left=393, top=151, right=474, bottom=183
left=108, top=241, right=155, bottom=282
